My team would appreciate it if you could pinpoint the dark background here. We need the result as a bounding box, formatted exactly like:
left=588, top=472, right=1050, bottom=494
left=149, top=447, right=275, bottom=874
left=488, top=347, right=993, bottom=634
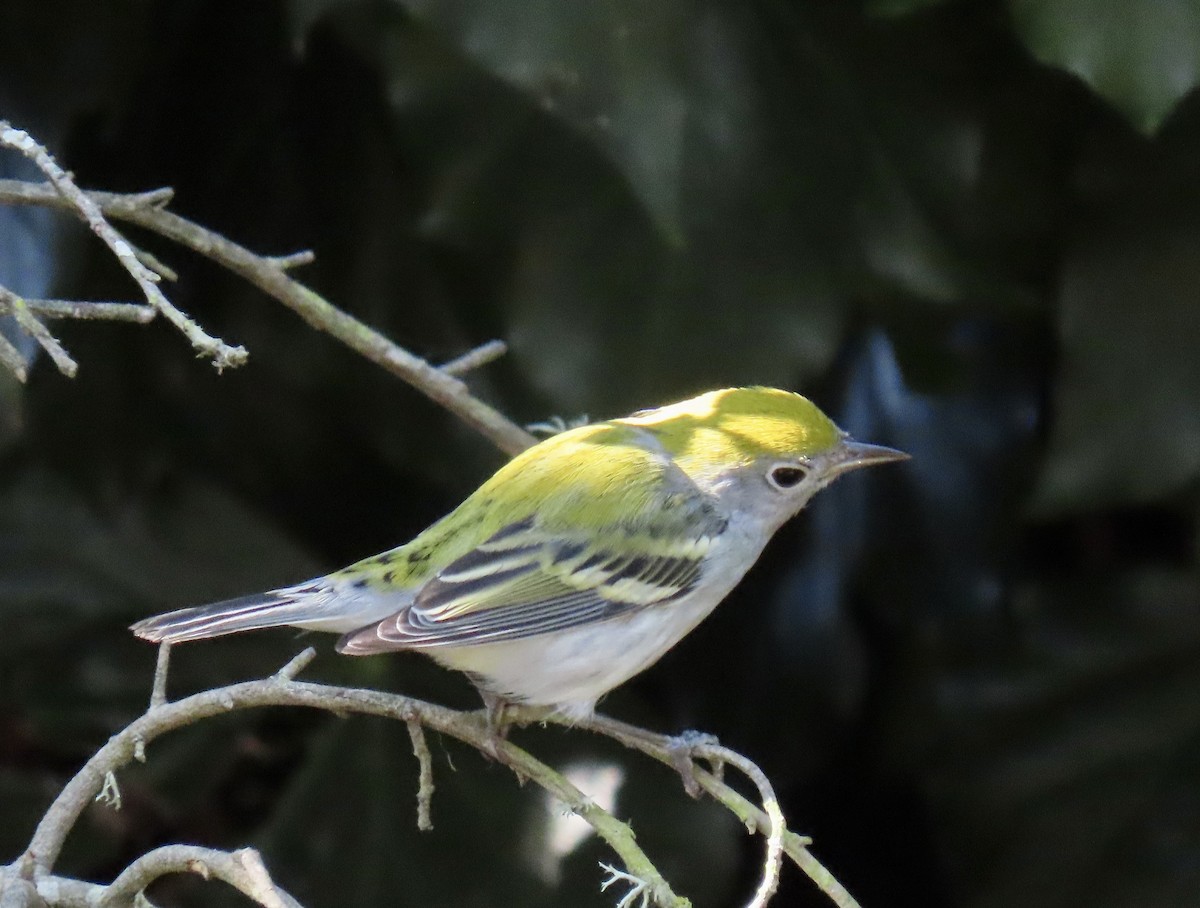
left=3, top=1, right=1200, bottom=906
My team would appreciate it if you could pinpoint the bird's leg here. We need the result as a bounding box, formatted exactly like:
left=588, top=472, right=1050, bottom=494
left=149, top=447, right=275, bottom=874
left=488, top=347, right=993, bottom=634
left=587, top=715, right=723, bottom=798
left=664, top=729, right=721, bottom=799
left=479, top=690, right=514, bottom=763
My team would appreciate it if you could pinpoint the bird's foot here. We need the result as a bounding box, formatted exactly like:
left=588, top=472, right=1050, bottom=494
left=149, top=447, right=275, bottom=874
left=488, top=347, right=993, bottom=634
left=479, top=691, right=513, bottom=763
left=665, top=730, right=721, bottom=799
left=478, top=692, right=531, bottom=785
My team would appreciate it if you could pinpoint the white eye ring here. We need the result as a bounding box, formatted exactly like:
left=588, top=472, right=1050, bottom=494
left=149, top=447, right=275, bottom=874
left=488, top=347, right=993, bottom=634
left=767, top=463, right=808, bottom=490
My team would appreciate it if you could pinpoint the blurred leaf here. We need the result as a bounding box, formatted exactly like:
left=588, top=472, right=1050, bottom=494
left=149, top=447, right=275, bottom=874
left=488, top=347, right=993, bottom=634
left=0, top=469, right=320, bottom=631
left=0, top=768, right=63, bottom=864
left=1033, top=218, right=1200, bottom=512
left=293, top=2, right=1061, bottom=413
left=257, top=717, right=546, bottom=906
left=0, top=466, right=323, bottom=744
left=845, top=5, right=1074, bottom=311
left=867, top=0, right=954, bottom=15
left=888, top=569, right=1200, bottom=908
left=298, top=2, right=856, bottom=411
left=0, top=0, right=151, bottom=120
left=0, top=374, right=22, bottom=455
left=503, top=202, right=844, bottom=414
left=396, top=0, right=691, bottom=244
left=1009, top=0, right=1200, bottom=134
left=0, top=464, right=329, bottom=874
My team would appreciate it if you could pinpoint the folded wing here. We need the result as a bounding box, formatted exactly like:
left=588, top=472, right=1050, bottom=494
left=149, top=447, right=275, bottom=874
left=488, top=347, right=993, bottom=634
left=337, top=502, right=725, bottom=653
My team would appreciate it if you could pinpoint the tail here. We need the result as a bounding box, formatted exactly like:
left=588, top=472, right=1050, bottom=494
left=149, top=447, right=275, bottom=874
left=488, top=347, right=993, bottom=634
left=131, top=580, right=410, bottom=644
left=131, top=589, right=331, bottom=644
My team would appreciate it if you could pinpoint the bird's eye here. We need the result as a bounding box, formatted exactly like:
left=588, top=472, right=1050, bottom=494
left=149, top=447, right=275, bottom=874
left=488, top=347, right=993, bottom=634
left=768, top=465, right=807, bottom=490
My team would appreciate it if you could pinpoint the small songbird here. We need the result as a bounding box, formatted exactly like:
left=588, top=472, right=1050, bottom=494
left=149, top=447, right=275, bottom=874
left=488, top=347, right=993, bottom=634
left=132, top=387, right=906, bottom=721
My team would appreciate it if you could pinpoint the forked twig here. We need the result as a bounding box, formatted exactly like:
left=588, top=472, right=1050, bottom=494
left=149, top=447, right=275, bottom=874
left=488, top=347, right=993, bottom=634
left=0, top=121, right=245, bottom=371
left=0, top=177, right=536, bottom=454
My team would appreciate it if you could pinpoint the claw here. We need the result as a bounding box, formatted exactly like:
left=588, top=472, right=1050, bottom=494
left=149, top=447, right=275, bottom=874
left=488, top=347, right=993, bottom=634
left=478, top=691, right=529, bottom=784
left=665, top=730, right=720, bottom=798
left=479, top=690, right=513, bottom=762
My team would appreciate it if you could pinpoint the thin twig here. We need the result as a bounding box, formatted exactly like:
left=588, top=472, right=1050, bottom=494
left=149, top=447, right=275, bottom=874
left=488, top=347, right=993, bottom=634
left=0, top=178, right=538, bottom=455
left=692, top=743, right=784, bottom=908
left=133, top=246, right=178, bottom=282
left=406, top=719, right=435, bottom=831
left=265, top=250, right=316, bottom=271
left=577, top=713, right=858, bottom=908
left=122, top=187, right=175, bottom=208
left=439, top=339, right=508, bottom=376
left=0, top=122, right=246, bottom=371
left=149, top=644, right=172, bottom=710
left=0, top=326, right=29, bottom=382
left=4, top=300, right=157, bottom=323
left=0, top=287, right=77, bottom=377
left=0, top=177, right=537, bottom=455
left=272, top=647, right=316, bottom=682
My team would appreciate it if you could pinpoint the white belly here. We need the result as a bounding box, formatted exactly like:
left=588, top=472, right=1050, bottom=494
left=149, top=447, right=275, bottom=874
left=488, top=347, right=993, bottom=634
left=430, top=523, right=768, bottom=719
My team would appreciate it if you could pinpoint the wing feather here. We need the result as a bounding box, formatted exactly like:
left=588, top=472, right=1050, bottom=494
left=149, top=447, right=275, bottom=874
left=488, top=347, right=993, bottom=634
left=335, top=430, right=728, bottom=654
left=396, top=532, right=707, bottom=645
left=339, top=516, right=724, bottom=651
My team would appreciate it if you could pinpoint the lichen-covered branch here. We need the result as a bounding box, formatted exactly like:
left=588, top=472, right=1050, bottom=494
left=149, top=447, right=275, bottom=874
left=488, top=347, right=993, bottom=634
left=7, top=648, right=863, bottom=908
left=1, top=299, right=156, bottom=322
left=0, top=288, right=77, bottom=377
left=14, top=656, right=688, bottom=908
left=406, top=719, right=435, bottom=831
left=0, top=177, right=536, bottom=455
left=0, top=121, right=245, bottom=371
left=439, top=339, right=509, bottom=376
left=0, top=330, right=28, bottom=383
left=100, top=845, right=302, bottom=908
left=577, top=713, right=862, bottom=908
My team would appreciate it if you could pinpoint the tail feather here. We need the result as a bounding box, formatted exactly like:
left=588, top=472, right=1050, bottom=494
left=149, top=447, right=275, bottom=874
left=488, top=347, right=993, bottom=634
left=131, top=592, right=328, bottom=644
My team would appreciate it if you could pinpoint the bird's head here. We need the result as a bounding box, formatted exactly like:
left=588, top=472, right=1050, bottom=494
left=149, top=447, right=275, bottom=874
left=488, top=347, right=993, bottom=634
left=621, top=387, right=908, bottom=529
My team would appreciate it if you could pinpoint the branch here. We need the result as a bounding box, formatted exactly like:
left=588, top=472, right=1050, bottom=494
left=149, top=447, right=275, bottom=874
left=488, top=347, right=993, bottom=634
left=0, top=178, right=537, bottom=455
left=0, top=288, right=77, bottom=377
left=0, top=330, right=27, bottom=383
left=100, top=846, right=302, bottom=908
left=695, top=743, right=784, bottom=908
left=12, top=650, right=863, bottom=908
left=2, top=300, right=156, bottom=323
left=439, top=339, right=508, bottom=376
left=0, top=292, right=157, bottom=384
left=16, top=658, right=689, bottom=908
left=264, top=250, right=315, bottom=271
left=30, top=873, right=101, bottom=907
left=0, top=122, right=245, bottom=371
left=406, top=720, right=435, bottom=831
left=578, top=714, right=862, bottom=908
left=149, top=643, right=172, bottom=710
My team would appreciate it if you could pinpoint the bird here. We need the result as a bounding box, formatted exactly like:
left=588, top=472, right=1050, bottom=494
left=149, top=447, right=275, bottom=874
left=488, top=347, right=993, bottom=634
left=132, top=387, right=906, bottom=724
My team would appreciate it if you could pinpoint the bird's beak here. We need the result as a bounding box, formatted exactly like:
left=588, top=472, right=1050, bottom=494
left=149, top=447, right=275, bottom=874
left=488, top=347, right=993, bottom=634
left=825, top=438, right=910, bottom=476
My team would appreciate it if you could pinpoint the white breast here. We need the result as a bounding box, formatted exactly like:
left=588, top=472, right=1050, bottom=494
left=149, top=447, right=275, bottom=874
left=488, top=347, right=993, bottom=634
left=429, top=514, right=770, bottom=720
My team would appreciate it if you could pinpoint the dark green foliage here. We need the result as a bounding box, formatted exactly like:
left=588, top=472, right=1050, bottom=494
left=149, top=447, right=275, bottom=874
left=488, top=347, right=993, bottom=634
left=2, top=1, right=1199, bottom=906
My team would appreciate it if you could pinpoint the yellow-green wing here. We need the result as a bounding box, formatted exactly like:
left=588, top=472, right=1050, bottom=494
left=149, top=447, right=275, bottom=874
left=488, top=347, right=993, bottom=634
left=344, top=497, right=727, bottom=651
